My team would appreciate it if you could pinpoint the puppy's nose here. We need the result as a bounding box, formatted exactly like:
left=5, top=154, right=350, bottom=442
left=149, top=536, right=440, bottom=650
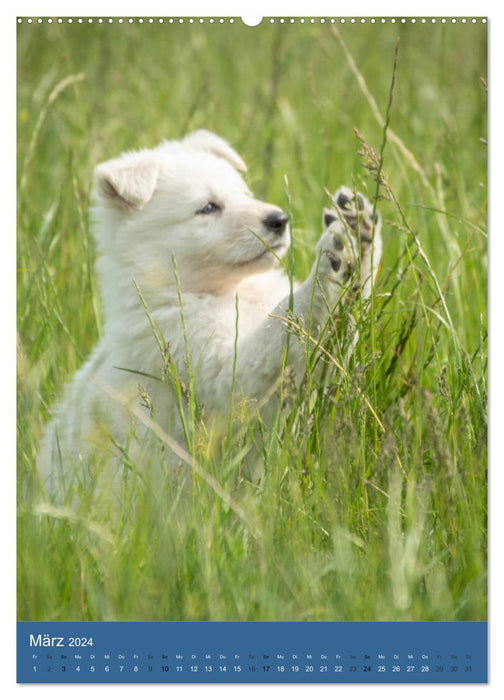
left=263, top=211, right=289, bottom=235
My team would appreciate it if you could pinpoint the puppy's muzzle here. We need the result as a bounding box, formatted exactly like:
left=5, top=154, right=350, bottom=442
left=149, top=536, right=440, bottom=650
left=262, top=211, right=289, bottom=236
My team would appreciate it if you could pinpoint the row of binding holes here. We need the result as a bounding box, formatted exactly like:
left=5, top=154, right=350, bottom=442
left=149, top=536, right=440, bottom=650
left=18, top=18, right=487, bottom=24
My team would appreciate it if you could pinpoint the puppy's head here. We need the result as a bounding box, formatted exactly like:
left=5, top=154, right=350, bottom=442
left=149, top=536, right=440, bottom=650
left=92, top=131, right=290, bottom=294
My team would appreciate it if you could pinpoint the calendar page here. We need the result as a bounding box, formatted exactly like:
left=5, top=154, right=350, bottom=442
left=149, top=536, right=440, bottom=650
left=16, top=13, right=488, bottom=684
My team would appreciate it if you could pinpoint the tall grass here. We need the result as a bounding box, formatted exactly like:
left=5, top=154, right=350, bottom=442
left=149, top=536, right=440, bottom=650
left=17, top=19, right=487, bottom=622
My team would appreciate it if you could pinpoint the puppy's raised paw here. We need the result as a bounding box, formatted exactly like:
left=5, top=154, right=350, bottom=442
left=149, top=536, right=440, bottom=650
left=323, top=186, right=380, bottom=244
left=321, top=186, right=383, bottom=298
left=314, top=228, right=358, bottom=287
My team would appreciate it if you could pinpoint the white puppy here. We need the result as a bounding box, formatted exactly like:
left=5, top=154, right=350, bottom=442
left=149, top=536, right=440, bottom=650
left=38, top=131, right=381, bottom=493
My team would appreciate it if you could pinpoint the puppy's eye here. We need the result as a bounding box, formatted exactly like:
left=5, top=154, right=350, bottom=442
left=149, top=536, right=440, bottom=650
left=197, top=202, right=221, bottom=215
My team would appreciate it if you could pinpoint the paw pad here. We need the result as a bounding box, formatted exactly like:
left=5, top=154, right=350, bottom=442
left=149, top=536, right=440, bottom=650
left=325, top=186, right=380, bottom=242
left=336, top=191, right=351, bottom=209
left=333, top=235, right=345, bottom=252
left=335, top=188, right=365, bottom=212
left=328, top=253, right=341, bottom=272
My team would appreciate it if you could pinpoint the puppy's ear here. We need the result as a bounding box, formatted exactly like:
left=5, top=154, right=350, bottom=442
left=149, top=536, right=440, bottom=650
left=323, top=208, right=338, bottom=228
left=94, top=157, right=160, bottom=210
left=184, top=130, right=247, bottom=172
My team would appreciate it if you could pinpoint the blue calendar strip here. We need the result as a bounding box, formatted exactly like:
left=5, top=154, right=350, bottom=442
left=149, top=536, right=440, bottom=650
left=17, top=621, right=487, bottom=683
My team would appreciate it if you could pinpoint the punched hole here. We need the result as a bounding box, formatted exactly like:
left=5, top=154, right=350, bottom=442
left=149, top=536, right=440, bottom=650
left=241, top=17, right=263, bottom=26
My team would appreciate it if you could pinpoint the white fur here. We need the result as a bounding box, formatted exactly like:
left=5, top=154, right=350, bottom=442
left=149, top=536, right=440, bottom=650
left=38, top=131, right=382, bottom=492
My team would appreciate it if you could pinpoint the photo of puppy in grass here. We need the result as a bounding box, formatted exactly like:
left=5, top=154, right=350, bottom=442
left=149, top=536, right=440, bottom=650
left=18, top=19, right=487, bottom=623
left=38, top=130, right=382, bottom=494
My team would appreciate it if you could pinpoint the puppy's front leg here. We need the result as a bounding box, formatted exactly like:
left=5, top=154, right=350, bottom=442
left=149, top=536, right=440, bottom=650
left=207, top=188, right=382, bottom=412
left=211, top=220, right=357, bottom=408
